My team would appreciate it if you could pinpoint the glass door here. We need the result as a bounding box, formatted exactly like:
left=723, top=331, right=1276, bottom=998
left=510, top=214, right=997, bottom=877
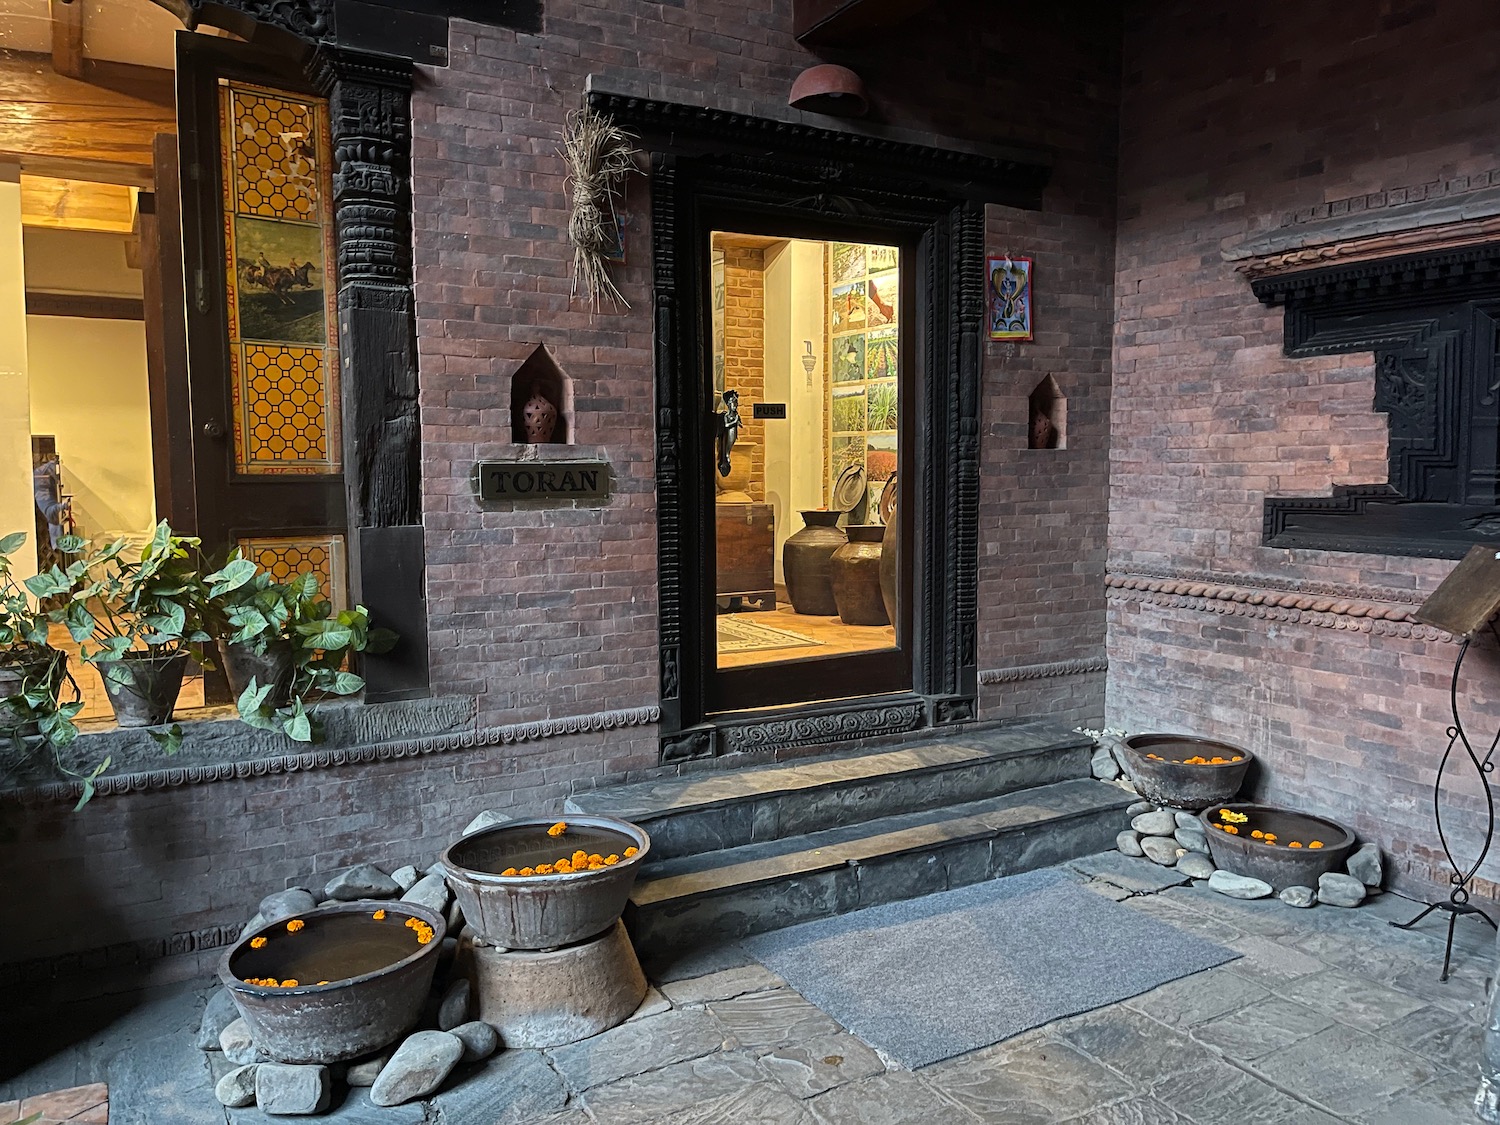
left=705, top=228, right=912, bottom=713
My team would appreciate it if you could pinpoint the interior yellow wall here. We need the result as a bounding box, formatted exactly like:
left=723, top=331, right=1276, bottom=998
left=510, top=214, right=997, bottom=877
left=27, top=315, right=156, bottom=544
left=21, top=227, right=143, bottom=298
left=0, top=164, right=37, bottom=579
left=763, top=239, right=828, bottom=585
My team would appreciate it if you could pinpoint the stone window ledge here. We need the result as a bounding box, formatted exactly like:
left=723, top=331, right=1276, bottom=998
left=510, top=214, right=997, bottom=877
left=2, top=694, right=480, bottom=800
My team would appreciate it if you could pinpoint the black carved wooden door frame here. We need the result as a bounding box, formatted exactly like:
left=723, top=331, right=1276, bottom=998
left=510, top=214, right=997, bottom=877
left=586, top=91, right=1052, bottom=762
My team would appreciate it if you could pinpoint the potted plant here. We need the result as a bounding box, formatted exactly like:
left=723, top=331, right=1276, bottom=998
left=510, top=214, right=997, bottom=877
left=29, top=522, right=211, bottom=738
left=0, top=531, right=79, bottom=748
left=205, top=553, right=395, bottom=743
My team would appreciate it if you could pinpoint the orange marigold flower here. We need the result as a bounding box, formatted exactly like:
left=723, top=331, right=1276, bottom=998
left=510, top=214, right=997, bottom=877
left=282, top=979, right=299, bottom=988
left=547, top=822, right=567, bottom=837
left=501, top=867, right=519, bottom=877
left=318, top=980, right=330, bottom=985
left=1288, top=841, right=1303, bottom=848
left=1231, top=755, right=1243, bottom=762
left=373, top=909, right=387, bottom=920
left=1210, top=757, right=1227, bottom=764
left=1309, top=841, right=1324, bottom=849
left=555, top=861, right=573, bottom=873
left=1223, top=825, right=1239, bottom=835
left=588, top=854, right=603, bottom=864
left=519, top=867, right=535, bottom=876
left=535, top=863, right=555, bottom=875
left=604, top=854, right=620, bottom=865
left=624, top=847, right=638, bottom=858
left=250, top=936, right=268, bottom=949
left=1251, top=830, right=1264, bottom=839
left=286, top=919, right=305, bottom=933
left=1263, top=833, right=1277, bottom=842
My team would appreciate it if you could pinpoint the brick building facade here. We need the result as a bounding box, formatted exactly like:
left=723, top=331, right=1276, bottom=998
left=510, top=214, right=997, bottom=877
left=2, top=0, right=1493, bottom=991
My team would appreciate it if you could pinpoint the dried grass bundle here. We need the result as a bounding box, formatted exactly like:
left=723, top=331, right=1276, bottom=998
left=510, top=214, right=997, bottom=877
left=561, top=106, right=637, bottom=308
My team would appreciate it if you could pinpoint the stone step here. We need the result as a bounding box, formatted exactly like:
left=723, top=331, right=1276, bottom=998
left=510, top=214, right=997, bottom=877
left=623, top=777, right=1132, bottom=952
left=565, top=720, right=1094, bottom=861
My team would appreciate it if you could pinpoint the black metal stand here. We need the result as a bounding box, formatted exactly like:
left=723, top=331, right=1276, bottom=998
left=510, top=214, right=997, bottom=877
left=1391, top=624, right=1500, bottom=981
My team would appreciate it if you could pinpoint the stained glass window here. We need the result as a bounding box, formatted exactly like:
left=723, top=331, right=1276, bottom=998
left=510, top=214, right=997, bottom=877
left=219, top=82, right=341, bottom=476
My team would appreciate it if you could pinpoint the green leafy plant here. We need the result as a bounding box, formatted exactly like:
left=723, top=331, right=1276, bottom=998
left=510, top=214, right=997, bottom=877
left=205, top=552, right=395, bottom=743
left=27, top=521, right=212, bottom=757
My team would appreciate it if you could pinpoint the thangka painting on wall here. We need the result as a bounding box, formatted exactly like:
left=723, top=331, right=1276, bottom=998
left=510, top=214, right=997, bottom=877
left=986, top=255, right=1033, bottom=342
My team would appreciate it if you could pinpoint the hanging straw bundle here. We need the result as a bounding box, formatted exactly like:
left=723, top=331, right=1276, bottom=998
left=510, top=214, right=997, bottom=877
left=561, top=106, right=637, bottom=308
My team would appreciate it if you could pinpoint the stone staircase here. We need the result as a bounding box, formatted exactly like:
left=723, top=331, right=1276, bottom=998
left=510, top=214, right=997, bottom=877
left=564, top=720, right=1131, bottom=953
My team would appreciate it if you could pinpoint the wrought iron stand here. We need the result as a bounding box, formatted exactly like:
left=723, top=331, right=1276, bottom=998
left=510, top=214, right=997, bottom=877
left=1391, top=623, right=1500, bottom=981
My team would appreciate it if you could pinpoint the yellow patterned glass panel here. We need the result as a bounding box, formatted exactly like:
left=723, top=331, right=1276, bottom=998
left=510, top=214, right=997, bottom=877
left=239, top=535, right=347, bottom=610
left=220, top=81, right=341, bottom=476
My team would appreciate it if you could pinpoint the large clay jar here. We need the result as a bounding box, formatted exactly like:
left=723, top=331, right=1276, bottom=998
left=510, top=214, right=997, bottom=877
left=715, top=442, right=757, bottom=503
left=783, top=510, right=846, bottom=616
left=879, top=502, right=899, bottom=635
left=830, top=525, right=889, bottom=626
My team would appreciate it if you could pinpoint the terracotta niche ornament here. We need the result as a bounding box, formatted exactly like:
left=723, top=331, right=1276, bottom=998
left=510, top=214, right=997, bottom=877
left=523, top=385, right=559, bottom=443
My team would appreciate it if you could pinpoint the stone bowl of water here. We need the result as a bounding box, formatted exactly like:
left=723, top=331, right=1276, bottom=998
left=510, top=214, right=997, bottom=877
left=219, top=900, right=446, bottom=1064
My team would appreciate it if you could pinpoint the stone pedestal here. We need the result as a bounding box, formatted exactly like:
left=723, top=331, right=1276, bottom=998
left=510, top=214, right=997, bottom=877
left=457, top=920, right=646, bottom=1048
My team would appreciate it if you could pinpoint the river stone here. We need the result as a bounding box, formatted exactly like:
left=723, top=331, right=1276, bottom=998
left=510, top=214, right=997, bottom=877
left=346, top=1049, right=392, bottom=1087
left=1141, top=836, right=1182, bottom=866
left=1280, top=885, right=1317, bottom=908
left=1177, top=852, right=1216, bottom=880
left=1117, top=830, right=1145, bottom=857
left=1091, top=746, right=1122, bottom=781
left=1318, top=872, right=1367, bottom=907
left=259, top=888, right=317, bottom=925
left=447, top=897, right=464, bottom=933
left=1208, top=870, right=1273, bottom=899
left=463, top=809, right=512, bottom=836
left=196, top=987, right=240, bottom=1051
left=370, top=1031, right=464, bottom=1107
left=403, top=873, right=451, bottom=915
left=1347, top=843, right=1384, bottom=888
left=1132, top=810, right=1177, bottom=837
left=255, top=1063, right=331, bottom=1115
left=1173, top=811, right=1200, bottom=830
left=1175, top=828, right=1210, bottom=855
left=1126, top=800, right=1156, bottom=817
left=450, top=1021, right=499, bottom=1063
left=220, top=1018, right=264, bottom=1065
left=391, top=865, right=421, bottom=892
left=326, top=864, right=400, bottom=901
left=215, top=1064, right=259, bottom=1108
left=437, top=979, right=471, bottom=1031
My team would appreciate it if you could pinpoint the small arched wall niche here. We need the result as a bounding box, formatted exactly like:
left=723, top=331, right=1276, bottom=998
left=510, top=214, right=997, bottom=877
left=510, top=344, right=574, bottom=444
left=1028, top=374, right=1065, bottom=450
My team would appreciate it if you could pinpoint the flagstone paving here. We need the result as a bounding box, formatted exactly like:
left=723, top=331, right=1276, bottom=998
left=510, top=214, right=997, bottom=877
left=3, top=853, right=1490, bottom=1124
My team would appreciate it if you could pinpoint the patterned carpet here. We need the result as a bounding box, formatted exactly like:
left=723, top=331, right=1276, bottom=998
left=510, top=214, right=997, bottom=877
left=717, top=615, right=823, bottom=654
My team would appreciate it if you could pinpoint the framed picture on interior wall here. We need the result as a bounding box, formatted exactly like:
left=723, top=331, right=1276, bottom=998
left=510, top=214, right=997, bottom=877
left=986, top=255, right=1033, bottom=341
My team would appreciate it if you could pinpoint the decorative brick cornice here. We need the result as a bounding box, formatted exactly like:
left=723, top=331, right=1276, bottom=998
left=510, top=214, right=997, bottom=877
left=1106, top=570, right=1453, bottom=642
left=0, top=704, right=661, bottom=807
left=979, top=656, right=1109, bottom=685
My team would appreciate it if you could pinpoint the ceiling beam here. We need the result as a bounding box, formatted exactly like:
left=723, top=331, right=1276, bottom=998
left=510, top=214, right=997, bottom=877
left=0, top=52, right=174, bottom=188
left=50, top=0, right=86, bottom=80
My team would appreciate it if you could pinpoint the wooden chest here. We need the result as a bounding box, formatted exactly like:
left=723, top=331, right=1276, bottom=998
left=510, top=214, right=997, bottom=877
left=715, top=502, right=776, bottom=611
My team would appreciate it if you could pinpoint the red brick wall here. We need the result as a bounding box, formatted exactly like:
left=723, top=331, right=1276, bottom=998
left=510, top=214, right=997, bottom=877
left=721, top=245, right=766, bottom=500
left=1108, top=0, right=1500, bottom=898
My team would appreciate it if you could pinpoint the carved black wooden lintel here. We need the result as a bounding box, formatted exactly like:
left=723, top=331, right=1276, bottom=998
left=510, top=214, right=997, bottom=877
left=1258, top=241, right=1500, bottom=558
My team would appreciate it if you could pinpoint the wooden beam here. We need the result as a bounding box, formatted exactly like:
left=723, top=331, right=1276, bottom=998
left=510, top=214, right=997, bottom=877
left=0, top=52, right=175, bottom=185
left=20, top=176, right=137, bottom=233
left=51, top=0, right=86, bottom=80
left=25, top=292, right=146, bottom=320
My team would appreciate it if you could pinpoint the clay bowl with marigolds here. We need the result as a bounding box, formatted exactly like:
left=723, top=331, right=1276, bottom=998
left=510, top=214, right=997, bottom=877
left=1120, top=733, right=1255, bottom=811
left=218, top=900, right=446, bottom=1064
left=1198, top=802, right=1356, bottom=891
left=440, top=815, right=650, bottom=951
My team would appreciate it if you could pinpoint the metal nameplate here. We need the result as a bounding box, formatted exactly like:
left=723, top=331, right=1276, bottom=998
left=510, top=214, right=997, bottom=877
left=477, top=461, right=610, bottom=502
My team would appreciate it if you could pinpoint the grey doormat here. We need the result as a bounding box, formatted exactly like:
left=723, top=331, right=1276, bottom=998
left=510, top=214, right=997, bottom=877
left=740, top=867, right=1239, bottom=1069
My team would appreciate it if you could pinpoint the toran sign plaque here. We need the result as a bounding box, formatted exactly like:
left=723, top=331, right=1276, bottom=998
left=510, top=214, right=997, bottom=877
left=478, top=461, right=611, bottom=502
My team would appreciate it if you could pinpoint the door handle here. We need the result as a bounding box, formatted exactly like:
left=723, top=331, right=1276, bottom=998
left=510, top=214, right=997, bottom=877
left=202, top=421, right=225, bottom=438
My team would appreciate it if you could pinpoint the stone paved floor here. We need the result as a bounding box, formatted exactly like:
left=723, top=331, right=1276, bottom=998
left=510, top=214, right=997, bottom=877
left=4, top=852, right=1491, bottom=1124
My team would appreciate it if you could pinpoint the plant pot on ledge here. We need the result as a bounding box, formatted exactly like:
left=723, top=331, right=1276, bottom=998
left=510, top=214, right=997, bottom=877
left=0, top=649, right=67, bottom=739
left=96, top=651, right=190, bottom=728
left=219, top=638, right=295, bottom=707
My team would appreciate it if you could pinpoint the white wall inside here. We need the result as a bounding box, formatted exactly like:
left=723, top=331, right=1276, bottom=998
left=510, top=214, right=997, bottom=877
left=22, top=228, right=144, bottom=297
left=27, top=316, right=156, bottom=543
left=0, top=165, right=36, bottom=578
left=763, top=239, right=827, bottom=586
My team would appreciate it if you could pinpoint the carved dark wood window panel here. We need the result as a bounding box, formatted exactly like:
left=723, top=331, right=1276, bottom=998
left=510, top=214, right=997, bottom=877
left=585, top=90, right=1052, bottom=762
left=1257, top=242, right=1500, bottom=558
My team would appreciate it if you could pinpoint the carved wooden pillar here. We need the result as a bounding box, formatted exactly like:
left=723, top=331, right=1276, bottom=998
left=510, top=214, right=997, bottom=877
left=310, top=47, right=429, bottom=700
